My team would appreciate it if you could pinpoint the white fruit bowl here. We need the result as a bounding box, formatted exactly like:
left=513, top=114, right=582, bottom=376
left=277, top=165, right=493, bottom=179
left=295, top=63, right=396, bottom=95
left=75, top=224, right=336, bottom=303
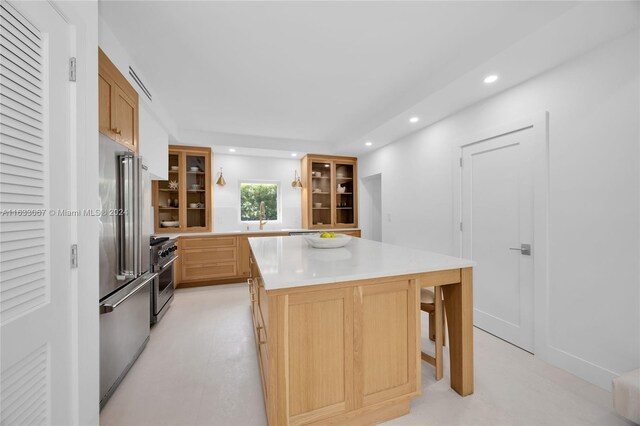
left=161, top=220, right=179, bottom=228
left=304, top=234, right=352, bottom=249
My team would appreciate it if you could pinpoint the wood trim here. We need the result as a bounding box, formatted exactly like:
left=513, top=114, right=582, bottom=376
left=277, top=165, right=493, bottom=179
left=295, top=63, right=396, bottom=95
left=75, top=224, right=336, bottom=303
left=442, top=267, right=474, bottom=396
left=307, top=397, right=410, bottom=426
left=266, top=269, right=457, bottom=297
left=276, top=294, right=289, bottom=426
left=301, top=157, right=309, bottom=229
left=304, top=154, right=358, bottom=162
left=416, top=269, right=461, bottom=287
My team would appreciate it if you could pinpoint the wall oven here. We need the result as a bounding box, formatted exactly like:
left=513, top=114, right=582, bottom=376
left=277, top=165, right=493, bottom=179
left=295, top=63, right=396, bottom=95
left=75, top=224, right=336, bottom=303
left=150, top=237, right=177, bottom=324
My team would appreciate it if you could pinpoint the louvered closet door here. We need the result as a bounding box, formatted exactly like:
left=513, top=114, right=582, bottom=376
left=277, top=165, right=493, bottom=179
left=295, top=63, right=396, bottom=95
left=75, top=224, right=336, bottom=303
left=0, top=1, right=73, bottom=425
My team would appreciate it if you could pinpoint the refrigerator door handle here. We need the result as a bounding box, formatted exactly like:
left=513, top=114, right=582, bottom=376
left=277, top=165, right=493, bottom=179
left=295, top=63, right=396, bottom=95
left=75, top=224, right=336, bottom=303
left=133, top=155, right=142, bottom=276
left=118, top=154, right=136, bottom=277
left=100, top=273, right=156, bottom=314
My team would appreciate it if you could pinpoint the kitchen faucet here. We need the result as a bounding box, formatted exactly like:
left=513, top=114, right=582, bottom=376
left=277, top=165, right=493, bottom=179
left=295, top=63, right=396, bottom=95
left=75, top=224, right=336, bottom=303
left=259, top=201, right=267, bottom=230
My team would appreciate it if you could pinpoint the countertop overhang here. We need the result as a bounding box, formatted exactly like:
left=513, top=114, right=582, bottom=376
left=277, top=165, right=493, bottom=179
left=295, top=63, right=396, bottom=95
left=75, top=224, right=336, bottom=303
left=249, top=236, right=476, bottom=290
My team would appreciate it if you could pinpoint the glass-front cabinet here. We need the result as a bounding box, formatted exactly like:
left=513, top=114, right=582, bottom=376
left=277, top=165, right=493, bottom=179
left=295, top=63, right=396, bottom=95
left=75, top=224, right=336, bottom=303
left=153, top=145, right=212, bottom=233
left=302, top=155, right=358, bottom=229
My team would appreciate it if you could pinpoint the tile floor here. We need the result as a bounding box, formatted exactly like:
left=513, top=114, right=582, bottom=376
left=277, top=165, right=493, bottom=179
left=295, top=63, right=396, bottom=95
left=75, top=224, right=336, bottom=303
left=100, top=284, right=631, bottom=426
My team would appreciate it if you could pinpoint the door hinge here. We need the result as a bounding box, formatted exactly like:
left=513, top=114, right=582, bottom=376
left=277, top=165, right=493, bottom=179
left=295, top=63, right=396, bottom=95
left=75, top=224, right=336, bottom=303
left=459, top=157, right=463, bottom=167
left=69, top=57, right=76, bottom=82
left=71, top=244, right=78, bottom=268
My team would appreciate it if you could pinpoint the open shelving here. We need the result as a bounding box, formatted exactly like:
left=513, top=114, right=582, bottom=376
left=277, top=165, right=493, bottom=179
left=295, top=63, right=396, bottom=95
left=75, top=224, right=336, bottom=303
left=301, top=155, right=358, bottom=229
left=152, top=145, right=212, bottom=233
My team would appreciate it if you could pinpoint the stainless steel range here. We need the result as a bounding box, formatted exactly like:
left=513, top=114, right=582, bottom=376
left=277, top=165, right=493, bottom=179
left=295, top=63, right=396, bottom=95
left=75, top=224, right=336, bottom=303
left=150, top=236, right=177, bottom=324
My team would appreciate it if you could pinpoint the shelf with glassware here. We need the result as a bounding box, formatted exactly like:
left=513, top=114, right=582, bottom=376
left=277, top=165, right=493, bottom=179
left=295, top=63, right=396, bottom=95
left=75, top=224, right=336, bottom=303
left=152, top=145, right=213, bottom=233
left=301, top=154, right=358, bottom=229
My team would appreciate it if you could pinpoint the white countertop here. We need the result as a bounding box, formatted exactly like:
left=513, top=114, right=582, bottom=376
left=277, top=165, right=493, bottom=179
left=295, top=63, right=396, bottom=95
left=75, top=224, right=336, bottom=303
left=159, top=228, right=360, bottom=238
left=249, top=236, right=476, bottom=291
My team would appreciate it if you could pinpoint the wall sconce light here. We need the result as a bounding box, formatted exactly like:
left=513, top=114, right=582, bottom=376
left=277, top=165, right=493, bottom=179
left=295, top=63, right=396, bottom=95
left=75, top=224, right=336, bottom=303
left=291, top=170, right=303, bottom=188
left=215, top=167, right=226, bottom=186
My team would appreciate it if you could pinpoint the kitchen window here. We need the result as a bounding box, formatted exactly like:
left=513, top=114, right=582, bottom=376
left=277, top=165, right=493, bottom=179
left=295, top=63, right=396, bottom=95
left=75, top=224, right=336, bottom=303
left=240, top=182, right=279, bottom=221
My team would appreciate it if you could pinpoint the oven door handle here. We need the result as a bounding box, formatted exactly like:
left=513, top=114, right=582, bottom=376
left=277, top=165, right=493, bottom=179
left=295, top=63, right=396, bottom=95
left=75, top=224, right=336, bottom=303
left=158, top=256, right=178, bottom=271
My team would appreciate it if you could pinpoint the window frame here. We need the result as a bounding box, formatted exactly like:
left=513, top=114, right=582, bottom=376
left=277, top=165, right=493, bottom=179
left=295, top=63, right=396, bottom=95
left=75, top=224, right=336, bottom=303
left=238, top=180, right=282, bottom=224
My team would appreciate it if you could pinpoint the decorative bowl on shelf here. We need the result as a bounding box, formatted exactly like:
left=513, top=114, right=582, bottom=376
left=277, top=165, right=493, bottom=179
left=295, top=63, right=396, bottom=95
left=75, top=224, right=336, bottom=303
left=304, top=234, right=352, bottom=249
left=189, top=167, right=200, bottom=172
left=161, top=220, right=179, bottom=228
left=312, top=188, right=322, bottom=193
left=189, top=203, right=198, bottom=208
left=314, top=202, right=322, bottom=208
left=170, top=166, right=179, bottom=171
left=190, top=184, right=202, bottom=190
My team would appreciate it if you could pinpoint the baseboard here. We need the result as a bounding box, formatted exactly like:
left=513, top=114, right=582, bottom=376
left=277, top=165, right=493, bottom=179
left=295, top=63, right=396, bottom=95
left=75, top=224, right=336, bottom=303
left=540, top=343, right=619, bottom=391
left=175, top=277, right=249, bottom=288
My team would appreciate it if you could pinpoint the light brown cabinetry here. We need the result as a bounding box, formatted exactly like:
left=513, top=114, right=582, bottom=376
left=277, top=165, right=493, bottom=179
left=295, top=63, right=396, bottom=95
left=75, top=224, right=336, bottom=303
left=152, top=145, right=212, bottom=233
left=301, top=155, right=358, bottom=229
left=340, top=230, right=361, bottom=238
left=176, top=233, right=287, bottom=287
left=98, top=48, right=139, bottom=152
left=250, top=252, right=419, bottom=425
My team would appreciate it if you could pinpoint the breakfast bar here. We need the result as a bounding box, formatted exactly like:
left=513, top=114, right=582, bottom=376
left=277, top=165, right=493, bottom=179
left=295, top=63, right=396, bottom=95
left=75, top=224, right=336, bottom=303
left=247, top=236, right=475, bottom=425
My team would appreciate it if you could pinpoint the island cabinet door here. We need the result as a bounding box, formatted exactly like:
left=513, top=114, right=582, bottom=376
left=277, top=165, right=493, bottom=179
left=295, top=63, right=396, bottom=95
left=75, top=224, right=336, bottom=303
left=275, top=288, right=355, bottom=425
left=353, top=280, right=420, bottom=408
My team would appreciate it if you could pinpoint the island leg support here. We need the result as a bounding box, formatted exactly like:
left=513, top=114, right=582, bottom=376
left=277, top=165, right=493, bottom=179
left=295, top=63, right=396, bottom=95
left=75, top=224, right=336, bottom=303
left=442, top=267, right=474, bottom=396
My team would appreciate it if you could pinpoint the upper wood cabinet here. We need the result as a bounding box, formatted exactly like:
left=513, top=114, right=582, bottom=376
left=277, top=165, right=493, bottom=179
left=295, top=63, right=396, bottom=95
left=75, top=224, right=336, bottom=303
left=301, top=154, right=358, bottom=229
left=152, top=145, right=213, bottom=233
left=98, top=48, right=139, bottom=152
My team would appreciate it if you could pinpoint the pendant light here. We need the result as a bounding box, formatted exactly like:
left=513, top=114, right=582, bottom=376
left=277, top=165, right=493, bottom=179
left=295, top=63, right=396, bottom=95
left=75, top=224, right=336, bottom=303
left=215, top=167, right=226, bottom=186
left=291, top=170, right=303, bottom=188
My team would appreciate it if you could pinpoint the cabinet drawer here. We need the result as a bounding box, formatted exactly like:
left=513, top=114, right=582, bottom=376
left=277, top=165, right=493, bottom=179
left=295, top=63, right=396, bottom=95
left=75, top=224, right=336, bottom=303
left=181, top=236, right=237, bottom=249
left=182, top=247, right=237, bottom=265
left=181, top=262, right=237, bottom=281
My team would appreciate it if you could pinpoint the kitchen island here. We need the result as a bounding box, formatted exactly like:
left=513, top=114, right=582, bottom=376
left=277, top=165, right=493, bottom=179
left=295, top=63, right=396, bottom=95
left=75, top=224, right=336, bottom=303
left=248, top=236, right=475, bottom=425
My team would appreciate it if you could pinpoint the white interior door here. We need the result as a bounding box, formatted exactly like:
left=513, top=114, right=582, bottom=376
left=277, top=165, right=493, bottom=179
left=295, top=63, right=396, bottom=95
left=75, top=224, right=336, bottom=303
left=461, top=128, right=534, bottom=352
left=0, top=1, right=73, bottom=424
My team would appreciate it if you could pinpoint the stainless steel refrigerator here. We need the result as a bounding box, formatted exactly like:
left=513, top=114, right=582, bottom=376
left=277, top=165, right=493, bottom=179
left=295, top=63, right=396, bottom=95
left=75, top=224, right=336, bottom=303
left=98, top=134, right=156, bottom=408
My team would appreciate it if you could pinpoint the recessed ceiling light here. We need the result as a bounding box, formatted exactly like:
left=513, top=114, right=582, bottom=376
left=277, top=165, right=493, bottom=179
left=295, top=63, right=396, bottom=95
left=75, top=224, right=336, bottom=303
left=365, top=141, right=373, bottom=147
left=483, top=75, right=498, bottom=84
left=228, top=148, right=236, bottom=152
left=409, top=117, right=419, bottom=123
left=291, top=153, right=297, bottom=157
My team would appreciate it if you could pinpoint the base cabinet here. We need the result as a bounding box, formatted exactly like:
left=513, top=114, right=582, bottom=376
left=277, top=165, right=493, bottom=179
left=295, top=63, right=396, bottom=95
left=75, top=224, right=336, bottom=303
left=176, top=233, right=288, bottom=287
left=250, top=252, right=419, bottom=425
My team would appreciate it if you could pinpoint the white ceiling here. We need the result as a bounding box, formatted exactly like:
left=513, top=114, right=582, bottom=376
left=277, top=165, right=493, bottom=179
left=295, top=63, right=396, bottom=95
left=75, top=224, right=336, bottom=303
left=99, top=1, right=639, bottom=157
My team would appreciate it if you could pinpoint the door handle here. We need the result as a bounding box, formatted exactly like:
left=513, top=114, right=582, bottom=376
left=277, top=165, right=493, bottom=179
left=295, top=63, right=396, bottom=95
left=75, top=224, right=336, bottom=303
left=509, top=244, right=531, bottom=256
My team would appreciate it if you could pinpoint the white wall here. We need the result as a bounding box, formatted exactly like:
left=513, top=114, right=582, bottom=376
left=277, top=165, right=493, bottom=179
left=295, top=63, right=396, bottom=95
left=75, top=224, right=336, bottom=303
left=212, top=154, right=302, bottom=231
left=360, top=174, right=382, bottom=241
left=359, top=30, right=640, bottom=389
left=139, top=103, right=169, bottom=180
